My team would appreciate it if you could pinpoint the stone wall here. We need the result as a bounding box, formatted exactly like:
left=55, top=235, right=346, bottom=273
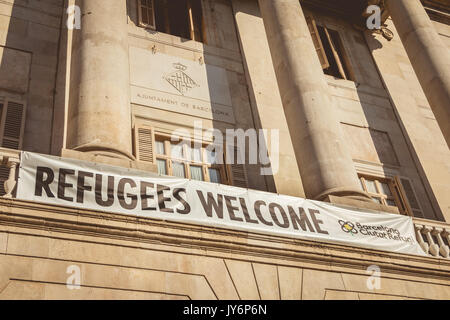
left=366, top=18, right=450, bottom=222
left=7, top=0, right=447, bottom=222
left=0, top=0, right=63, bottom=154
left=0, top=0, right=449, bottom=300
left=0, top=199, right=449, bottom=299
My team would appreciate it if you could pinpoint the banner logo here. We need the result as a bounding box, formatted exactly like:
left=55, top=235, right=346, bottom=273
left=339, top=220, right=358, bottom=236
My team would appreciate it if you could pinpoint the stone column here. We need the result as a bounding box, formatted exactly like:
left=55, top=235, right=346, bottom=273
left=257, top=0, right=370, bottom=201
left=386, top=0, right=450, bottom=148
left=68, top=0, right=133, bottom=159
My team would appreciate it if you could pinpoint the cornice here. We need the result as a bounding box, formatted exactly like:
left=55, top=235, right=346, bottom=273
left=0, top=198, right=449, bottom=284
left=421, top=0, right=450, bottom=14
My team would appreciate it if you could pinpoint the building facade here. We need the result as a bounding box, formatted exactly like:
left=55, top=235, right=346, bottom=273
left=0, top=0, right=449, bottom=299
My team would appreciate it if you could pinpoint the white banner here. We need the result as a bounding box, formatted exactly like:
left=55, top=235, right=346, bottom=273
left=16, top=152, right=426, bottom=256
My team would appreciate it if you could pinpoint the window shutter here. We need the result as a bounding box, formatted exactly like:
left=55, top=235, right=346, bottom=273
left=134, top=125, right=155, bottom=163
left=138, top=0, right=156, bottom=29
left=323, top=26, right=347, bottom=80
left=0, top=99, right=26, bottom=150
left=227, top=146, right=248, bottom=188
left=187, top=0, right=203, bottom=42
left=306, top=16, right=329, bottom=70
left=394, top=176, right=423, bottom=218
left=230, top=164, right=248, bottom=188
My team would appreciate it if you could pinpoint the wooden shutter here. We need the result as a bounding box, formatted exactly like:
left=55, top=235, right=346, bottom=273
left=227, top=146, right=248, bottom=188
left=230, top=164, right=248, bottom=188
left=394, top=176, right=423, bottom=218
left=138, top=0, right=156, bottom=29
left=323, top=26, right=347, bottom=80
left=187, top=0, right=203, bottom=42
left=0, top=99, right=26, bottom=150
left=306, top=16, right=329, bottom=69
left=134, top=125, right=155, bottom=163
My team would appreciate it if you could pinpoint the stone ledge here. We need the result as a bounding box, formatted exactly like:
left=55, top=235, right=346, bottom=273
left=0, top=197, right=449, bottom=283
left=60, top=149, right=157, bottom=173
left=326, top=195, right=400, bottom=215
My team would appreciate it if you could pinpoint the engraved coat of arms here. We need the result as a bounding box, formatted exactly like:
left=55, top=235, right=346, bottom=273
left=163, top=63, right=199, bottom=95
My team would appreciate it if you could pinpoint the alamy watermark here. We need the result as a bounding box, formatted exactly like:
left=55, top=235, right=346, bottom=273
left=366, top=265, right=381, bottom=290
left=366, top=5, right=382, bottom=30
left=67, top=5, right=81, bottom=30
left=66, top=265, right=81, bottom=290
left=170, top=121, right=280, bottom=176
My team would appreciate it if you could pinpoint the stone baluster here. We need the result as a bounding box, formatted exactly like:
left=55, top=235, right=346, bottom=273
left=3, top=160, right=18, bottom=198
left=443, top=229, right=450, bottom=254
left=433, top=228, right=450, bottom=259
left=422, top=226, right=439, bottom=257
left=414, top=224, right=429, bottom=255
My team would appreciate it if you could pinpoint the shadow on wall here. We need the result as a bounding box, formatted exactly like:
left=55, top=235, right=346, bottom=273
left=225, top=0, right=306, bottom=195
left=0, top=1, right=65, bottom=194
left=0, top=0, right=66, bottom=156
left=359, top=32, right=444, bottom=221
left=49, top=0, right=70, bottom=156
left=206, top=0, right=277, bottom=193
left=0, top=2, right=32, bottom=153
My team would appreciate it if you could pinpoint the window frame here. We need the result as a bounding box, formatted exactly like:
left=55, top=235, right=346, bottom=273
left=154, top=133, right=227, bottom=184
left=358, top=173, right=425, bottom=217
left=137, top=0, right=157, bottom=30
left=137, top=0, right=205, bottom=43
left=306, top=14, right=355, bottom=81
left=359, top=175, right=399, bottom=207
left=134, top=123, right=249, bottom=188
left=0, top=97, right=27, bottom=150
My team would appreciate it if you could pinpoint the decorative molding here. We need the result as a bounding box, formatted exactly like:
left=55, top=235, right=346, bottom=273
left=353, top=158, right=400, bottom=178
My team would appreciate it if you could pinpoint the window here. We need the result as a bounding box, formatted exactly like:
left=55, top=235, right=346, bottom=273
left=358, top=174, right=424, bottom=217
left=134, top=125, right=249, bottom=185
left=137, top=0, right=205, bottom=42
left=0, top=97, right=26, bottom=196
left=306, top=16, right=354, bottom=80
left=154, top=137, right=225, bottom=183
left=134, top=125, right=249, bottom=187
left=0, top=98, right=26, bottom=150
left=359, top=175, right=398, bottom=207
left=138, top=0, right=156, bottom=29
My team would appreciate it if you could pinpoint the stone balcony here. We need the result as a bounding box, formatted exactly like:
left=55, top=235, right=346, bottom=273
left=414, top=218, right=450, bottom=259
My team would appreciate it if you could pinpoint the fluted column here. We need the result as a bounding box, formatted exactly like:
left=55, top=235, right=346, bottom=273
left=68, top=0, right=133, bottom=159
left=258, top=0, right=370, bottom=201
left=386, top=0, right=450, bottom=148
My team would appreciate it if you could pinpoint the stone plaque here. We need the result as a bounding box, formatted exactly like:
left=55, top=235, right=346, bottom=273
left=130, top=47, right=235, bottom=124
